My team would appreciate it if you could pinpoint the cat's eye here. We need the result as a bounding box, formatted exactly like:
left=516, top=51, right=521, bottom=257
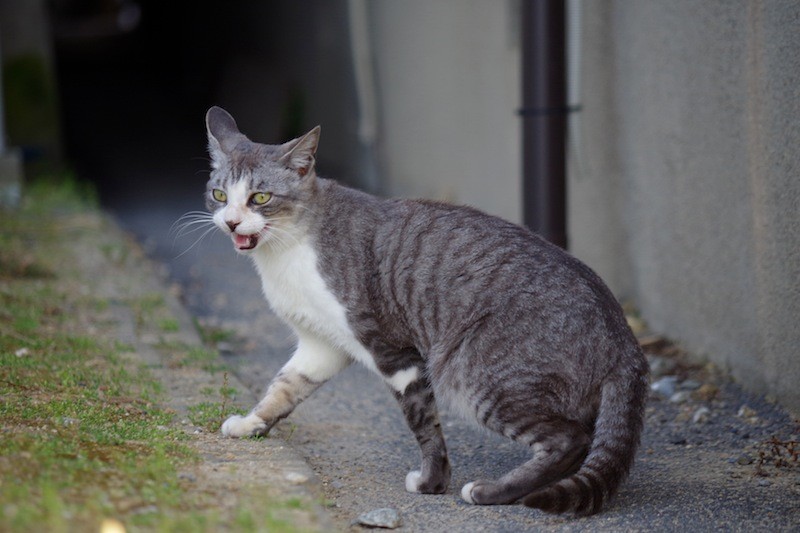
left=251, top=192, right=272, bottom=206
left=212, top=189, right=227, bottom=203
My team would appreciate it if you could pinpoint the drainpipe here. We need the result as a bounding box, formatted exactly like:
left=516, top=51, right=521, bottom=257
left=520, top=0, right=567, bottom=248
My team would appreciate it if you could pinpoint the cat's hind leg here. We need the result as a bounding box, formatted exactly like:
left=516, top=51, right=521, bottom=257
left=380, top=350, right=451, bottom=494
left=222, top=333, right=351, bottom=438
left=394, top=377, right=451, bottom=494
left=461, top=418, right=590, bottom=505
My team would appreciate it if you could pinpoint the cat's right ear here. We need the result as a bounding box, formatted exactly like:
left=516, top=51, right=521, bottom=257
left=205, top=106, right=242, bottom=169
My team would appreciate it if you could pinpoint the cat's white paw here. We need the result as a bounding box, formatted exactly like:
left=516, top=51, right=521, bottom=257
left=461, top=482, right=476, bottom=504
left=405, top=470, right=423, bottom=493
left=221, top=414, right=266, bottom=438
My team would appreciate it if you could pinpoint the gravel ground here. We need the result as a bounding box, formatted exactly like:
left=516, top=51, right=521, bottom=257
left=112, top=206, right=800, bottom=533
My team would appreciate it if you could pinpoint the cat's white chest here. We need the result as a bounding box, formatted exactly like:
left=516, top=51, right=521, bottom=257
left=250, top=241, right=378, bottom=372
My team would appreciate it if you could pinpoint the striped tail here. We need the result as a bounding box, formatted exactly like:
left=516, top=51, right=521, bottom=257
left=524, top=362, right=649, bottom=515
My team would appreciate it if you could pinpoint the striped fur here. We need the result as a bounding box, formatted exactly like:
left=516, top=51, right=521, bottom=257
left=205, top=107, right=648, bottom=515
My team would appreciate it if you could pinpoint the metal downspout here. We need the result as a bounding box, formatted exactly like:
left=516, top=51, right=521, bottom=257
left=521, top=0, right=567, bottom=248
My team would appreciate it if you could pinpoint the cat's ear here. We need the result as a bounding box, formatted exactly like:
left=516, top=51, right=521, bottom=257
left=279, top=126, right=321, bottom=177
left=205, top=106, right=244, bottom=169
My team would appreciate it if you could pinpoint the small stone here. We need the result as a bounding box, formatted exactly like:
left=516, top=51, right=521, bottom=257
left=669, top=435, right=688, bottom=446
left=692, top=406, right=711, bottom=424
left=217, top=341, right=234, bottom=354
left=757, top=479, right=771, bottom=487
left=669, top=391, right=692, bottom=404
left=679, top=380, right=702, bottom=391
left=736, top=453, right=754, bottom=465
left=356, top=508, right=402, bottom=529
left=285, top=472, right=309, bottom=484
left=15, top=348, right=30, bottom=357
left=737, top=405, right=757, bottom=418
left=61, top=417, right=80, bottom=427
left=650, top=376, right=679, bottom=398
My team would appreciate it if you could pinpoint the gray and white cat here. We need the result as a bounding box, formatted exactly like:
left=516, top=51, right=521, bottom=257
left=203, top=106, right=648, bottom=515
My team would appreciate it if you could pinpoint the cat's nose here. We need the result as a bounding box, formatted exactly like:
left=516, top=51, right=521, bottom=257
left=226, top=220, right=240, bottom=232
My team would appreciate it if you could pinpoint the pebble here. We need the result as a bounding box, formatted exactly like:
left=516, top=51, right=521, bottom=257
left=285, top=472, right=309, bottom=484
left=736, top=453, right=754, bottom=465
left=651, top=376, right=679, bottom=398
left=356, top=508, right=402, bottom=529
left=737, top=405, right=757, bottom=418
left=679, top=380, right=702, bottom=391
left=669, top=391, right=693, bottom=404
left=15, top=348, right=30, bottom=358
left=216, top=341, right=234, bottom=354
left=692, top=406, right=711, bottom=424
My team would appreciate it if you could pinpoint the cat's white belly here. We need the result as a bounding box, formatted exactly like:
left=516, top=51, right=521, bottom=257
left=250, top=240, right=380, bottom=374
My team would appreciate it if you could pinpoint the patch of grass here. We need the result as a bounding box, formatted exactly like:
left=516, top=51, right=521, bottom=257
left=158, top=317, right=180, bottom=332
left=0, top=301, right=193, bottom=530
left=130, top=293, right=166, bottom=328
left=196, top=320, right=236, bottom=347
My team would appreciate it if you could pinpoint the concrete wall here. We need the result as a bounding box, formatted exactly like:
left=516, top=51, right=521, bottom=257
left=571, top=0, right=800, bottom=414
left=368, top=0, right=522, bottom=222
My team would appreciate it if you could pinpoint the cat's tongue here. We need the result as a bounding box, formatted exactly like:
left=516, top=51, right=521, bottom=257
left=233, top=233, right=256, bottom=250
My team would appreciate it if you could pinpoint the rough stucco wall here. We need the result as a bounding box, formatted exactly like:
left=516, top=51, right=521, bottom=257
left=369, top=0, right=522, bottom=222
left=572, top=0, right=800, bottom=414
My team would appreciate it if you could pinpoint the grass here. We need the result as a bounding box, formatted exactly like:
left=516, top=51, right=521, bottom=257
left=187, top=373, right=245, bottom=432
left=0, top=176, right=316, bottom=532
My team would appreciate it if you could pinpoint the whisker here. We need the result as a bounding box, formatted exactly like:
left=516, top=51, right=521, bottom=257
left=170, top=211, right=214, bottom=235
left=173, top=221, right=216, bottom=241
left=174, top=225, right=219, bottom=259
left=264, top=224, right=300, bottom=249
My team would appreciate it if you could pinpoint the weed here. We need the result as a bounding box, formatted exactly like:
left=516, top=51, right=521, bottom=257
left=196, top=320, right=236, bottom=346
left=187, top=373, right=246, bottom=431
left=158, top=317, right=180, bottom=332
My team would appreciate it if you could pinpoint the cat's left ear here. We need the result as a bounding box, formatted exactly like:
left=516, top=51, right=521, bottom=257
left=279, top=126, right=321, bottom=178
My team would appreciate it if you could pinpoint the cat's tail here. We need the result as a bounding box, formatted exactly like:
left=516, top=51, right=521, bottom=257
left=524, top=358, right=649, bottom=515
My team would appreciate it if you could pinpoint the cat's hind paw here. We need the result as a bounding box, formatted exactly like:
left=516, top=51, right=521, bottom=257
left=405, top=470, right=423, bottom=493
left=221, top=414, right=267, bottom=438
left=461, top=482, right=477, bottom=504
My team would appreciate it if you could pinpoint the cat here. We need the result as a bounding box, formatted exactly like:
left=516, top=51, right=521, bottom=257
left=203, top=106, right=648, bottom=515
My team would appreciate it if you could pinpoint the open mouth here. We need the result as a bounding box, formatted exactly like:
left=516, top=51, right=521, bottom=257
left=232, top=232, right=259, bottom=250
left=231, top=225, right=270, bottom=251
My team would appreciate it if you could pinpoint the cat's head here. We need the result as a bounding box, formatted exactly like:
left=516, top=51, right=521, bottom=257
left=205, top=106, right=320, bottom=253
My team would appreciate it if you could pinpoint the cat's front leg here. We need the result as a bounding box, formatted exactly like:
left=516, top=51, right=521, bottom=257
left=222, top=333, right=351, bottom=438
left=383, top=358, right=451, bottom=494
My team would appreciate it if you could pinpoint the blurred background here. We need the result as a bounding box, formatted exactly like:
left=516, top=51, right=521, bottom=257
left=0, top=0, right=798, bottom=413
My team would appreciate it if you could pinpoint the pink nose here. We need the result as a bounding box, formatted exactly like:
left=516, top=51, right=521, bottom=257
left=226, top=220, right=240, bottom=232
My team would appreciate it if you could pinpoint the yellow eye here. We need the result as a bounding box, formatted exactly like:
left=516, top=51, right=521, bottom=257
left=251, top=192, right=272, bottom=205
left=212, top=189, right=227, bottom=203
